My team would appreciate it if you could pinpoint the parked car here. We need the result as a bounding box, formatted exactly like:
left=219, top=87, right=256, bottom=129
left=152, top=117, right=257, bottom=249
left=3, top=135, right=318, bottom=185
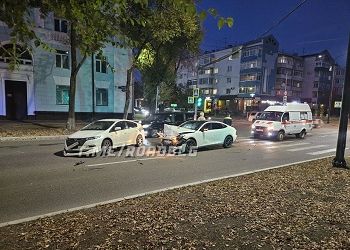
left=247, top=111, right=261, bottom=122
left=160, top=120, right=237, bottom=153
left=142, top=112, right=194, bottom=137
left=64, top=119, right=145, bottom=156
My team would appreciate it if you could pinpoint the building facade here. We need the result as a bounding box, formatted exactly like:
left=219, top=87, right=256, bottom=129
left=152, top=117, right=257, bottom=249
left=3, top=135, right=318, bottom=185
left=0, top=9, right=131, bottom=120
left=301, top=50, right=335, bottom=111
left=274, top=52, right=304, bottom=103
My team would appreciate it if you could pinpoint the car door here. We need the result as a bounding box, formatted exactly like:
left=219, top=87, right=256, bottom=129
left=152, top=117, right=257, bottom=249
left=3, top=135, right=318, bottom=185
left=174, top=113, right=185, bottom=126
left=211, top=122, right=227, bottom=144
left=199, top=122, right=217, bottom=146
left=282, top=112, right=294, bottom=134
left=109, top=121, right=127, bottom=146
left=125, top=121, right=139, bottom=145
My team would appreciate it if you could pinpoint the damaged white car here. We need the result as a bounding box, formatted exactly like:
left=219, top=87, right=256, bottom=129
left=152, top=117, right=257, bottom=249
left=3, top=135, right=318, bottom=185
left=160, top=120, right=237, bottom=153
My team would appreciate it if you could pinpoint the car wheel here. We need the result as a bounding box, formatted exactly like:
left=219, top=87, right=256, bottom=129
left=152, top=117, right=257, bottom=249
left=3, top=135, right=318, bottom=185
left=223, top=135, right=234, bottom=148
left=184, top=138, right=197, bottom=154
left=296, top=130, right=306, bottom=139
left=101, top=139, right=113, bottom=152
left=276, top=131, right=285, bottom=141
left=135, top=135, right=143, bottom=147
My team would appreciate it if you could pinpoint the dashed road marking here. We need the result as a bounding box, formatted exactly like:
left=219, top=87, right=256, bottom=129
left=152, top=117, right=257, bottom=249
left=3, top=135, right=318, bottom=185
left=266, top=142, right=310, bottom=149
left=287, top=145, right=328, bottom=152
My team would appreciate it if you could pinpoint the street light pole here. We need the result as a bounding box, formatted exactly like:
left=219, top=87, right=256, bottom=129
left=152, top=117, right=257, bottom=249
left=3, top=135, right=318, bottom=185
left=333, top=34, right=350, bottom=169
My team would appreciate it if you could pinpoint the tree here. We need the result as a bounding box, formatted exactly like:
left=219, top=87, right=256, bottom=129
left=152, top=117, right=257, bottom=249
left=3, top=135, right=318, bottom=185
left=1, top=0, right=233, bottom=124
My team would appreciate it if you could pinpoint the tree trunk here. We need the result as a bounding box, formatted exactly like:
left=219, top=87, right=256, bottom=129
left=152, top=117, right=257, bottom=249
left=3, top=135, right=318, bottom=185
left=66, top=23, right=87, bottom=130
left=123, top=67, right=133, bottom=119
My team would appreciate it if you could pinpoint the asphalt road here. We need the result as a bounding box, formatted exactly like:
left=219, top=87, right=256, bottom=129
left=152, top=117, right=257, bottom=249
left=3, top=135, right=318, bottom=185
left=0, top=121, right=346, bottom=224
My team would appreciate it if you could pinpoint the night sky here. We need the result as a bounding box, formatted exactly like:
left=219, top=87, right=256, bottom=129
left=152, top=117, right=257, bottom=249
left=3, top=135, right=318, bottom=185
left=199, top=0, right=350, bottom=66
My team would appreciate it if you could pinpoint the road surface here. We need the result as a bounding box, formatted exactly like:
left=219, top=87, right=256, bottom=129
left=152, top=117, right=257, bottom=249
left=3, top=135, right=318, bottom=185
left=0, top=121, right=346, bottom=224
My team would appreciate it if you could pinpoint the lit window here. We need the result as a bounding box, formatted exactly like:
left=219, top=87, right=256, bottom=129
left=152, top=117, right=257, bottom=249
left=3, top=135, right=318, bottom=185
left=214, top=68, right=219, bottom=73
left=213, top=89, right=217, bottom=95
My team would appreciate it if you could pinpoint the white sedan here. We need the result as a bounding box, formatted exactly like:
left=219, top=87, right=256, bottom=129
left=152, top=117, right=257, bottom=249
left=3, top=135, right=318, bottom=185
left=161, top=120, right=237, bottom=153
left=64, top=119, right=145, bottom=156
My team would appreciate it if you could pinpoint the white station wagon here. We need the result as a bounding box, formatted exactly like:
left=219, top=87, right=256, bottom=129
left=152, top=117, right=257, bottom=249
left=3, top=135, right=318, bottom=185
left=161, top=120, right=237, bottom=153
left=64, top=119, right=145, bottom=156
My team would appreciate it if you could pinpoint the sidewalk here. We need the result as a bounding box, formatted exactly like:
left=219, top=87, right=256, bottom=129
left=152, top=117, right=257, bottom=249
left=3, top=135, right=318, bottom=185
left=0, top=120, right=87, bottom=138
left=1, top=157, right=350, bottom=249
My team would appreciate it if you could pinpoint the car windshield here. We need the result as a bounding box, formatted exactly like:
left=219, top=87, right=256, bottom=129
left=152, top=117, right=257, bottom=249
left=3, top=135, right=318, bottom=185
left=257, top=111, right=283, bottom=121
left=81, top=121, right=114, bottom=131
left=179, top=120, right=206, bottom=130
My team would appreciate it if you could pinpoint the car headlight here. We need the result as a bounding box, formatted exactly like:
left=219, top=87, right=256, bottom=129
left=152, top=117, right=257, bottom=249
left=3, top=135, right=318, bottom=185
left=143, top=124, right=150, bottom=129
left=86, top=136, right=101, bottom=141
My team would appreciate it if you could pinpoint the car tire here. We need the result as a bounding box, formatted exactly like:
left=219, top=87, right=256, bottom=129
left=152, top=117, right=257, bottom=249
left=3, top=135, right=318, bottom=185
left=101, top=139, right=113, bottom=152
left=276, top=131, right=285, bottom=141
left=135, top=135, right=143, bottom=147
left=296, top=130, right=306, bottom=139
left=223, top=135, right=234, bottom=148
left=184, top=138, right=197, bottom=154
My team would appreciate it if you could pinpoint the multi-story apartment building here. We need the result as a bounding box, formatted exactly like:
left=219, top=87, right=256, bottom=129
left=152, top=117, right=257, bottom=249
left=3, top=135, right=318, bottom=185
left=176, top=46, right=242, bottom=111
left=301, top=50, right=335, bottom=108
left=0, top=9, right=131, bottom=120
left=237, top=35, right=279, bottom=111
left=275, top=52, right=304, bottom=102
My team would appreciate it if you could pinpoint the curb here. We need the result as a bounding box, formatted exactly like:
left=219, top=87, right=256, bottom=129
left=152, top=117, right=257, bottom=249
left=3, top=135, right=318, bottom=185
left=0, top=135, right=68, bottom=142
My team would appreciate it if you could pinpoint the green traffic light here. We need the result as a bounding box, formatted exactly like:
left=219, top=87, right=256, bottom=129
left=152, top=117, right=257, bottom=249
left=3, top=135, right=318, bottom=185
left=197, top=97, right=202, bottom=107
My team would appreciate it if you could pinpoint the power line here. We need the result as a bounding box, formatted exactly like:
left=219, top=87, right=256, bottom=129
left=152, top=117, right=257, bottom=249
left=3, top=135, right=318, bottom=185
left=260, top=0, right=309, bottom=38
left=199, top=0, right=309, bottom=69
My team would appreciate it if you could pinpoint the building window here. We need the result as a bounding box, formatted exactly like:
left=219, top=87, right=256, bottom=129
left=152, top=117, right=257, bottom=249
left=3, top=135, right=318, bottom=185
left=96, top=88, right=108, bottom=106
left=239, top=86, right=256, bottom=94
left=227, top=65, right=232, bottom=72
left=213, top=89, right=217, bottom=95
left=227, top=77, right=231, bottom=83
left=226, top=88, right=231, bottom=94
left=55, top=50, right=69, bottom=69
left=213, top=68, right=219, bottom=74
left=56, top=85, right=69, bottom=105
left=312, top=91, right=318, bottom=98
left=204, top=69, right=211, bottom=74
left=96, top=55, right=107, bottom=73
left=54, top=19, right=68, bottom=33
left=313, top=82, right=319, bottom=88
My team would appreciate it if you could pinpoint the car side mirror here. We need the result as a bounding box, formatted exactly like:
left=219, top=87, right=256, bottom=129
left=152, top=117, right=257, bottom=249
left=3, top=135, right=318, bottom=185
left=201, top=128, right=208, bottom=132
left=114, top=126, right=122, bottom=131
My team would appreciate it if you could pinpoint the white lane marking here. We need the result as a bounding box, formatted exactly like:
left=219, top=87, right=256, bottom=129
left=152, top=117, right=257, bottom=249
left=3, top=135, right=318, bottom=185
left=287, top=145, right=328, bottom=152
left=240, top=140, right=295, bottom=145
left=0, top=155, right=333, bottom=228
left=266, top=142, right=310, bottom=149
left=86, top=156, right=168, bottom=167
left=307, top=148, right=348, bottom=155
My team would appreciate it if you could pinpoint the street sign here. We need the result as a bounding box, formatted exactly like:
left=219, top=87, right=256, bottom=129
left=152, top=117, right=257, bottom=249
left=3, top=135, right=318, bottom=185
left=188, top=96, right=194, bottom=104
left=193, top=88, right=199, bottom=97
left=170, top=103, right=177, bottom=108
left=283, top=96, right=287, bottom=103
left=334, top=101, right=342, bottom=108
left=284, top=91, right=287, bottom=96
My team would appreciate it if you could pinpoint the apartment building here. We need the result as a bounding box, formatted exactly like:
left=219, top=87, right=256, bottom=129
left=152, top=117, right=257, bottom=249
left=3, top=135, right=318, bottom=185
left=0, top=9, right=131, bottom=120
left=301, top=50, right=335, bottom=108
left=274, top=52, right=304, bottom=102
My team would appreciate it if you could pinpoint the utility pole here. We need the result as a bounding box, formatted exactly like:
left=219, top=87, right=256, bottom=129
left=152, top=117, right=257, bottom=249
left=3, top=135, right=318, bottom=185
left=155, top=85, right=159, bottom=113
left=333, top=34, right=350, bottom=169
left=194, top=66, right=199, bottom=120
left=327, top=65, right=336, bottom=124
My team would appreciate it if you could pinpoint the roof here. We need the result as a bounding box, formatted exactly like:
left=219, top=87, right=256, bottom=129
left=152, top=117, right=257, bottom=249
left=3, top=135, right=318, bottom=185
left=264, top=103, right=311, bottom=112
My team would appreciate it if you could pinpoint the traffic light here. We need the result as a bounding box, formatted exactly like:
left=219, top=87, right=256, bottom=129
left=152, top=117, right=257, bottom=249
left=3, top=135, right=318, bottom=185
left=204, top=99, right=212, bottom=113
left=197, top=97, right=203, bottom=108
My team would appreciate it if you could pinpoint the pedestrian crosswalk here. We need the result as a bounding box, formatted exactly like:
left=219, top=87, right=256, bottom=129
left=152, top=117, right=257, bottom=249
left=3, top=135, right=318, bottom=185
left=237, top=137, right=345, bottom=156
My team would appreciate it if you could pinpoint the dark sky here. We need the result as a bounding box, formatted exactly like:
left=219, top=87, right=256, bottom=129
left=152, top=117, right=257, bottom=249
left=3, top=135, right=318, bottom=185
left=199, top=0, right=350, bottom=66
